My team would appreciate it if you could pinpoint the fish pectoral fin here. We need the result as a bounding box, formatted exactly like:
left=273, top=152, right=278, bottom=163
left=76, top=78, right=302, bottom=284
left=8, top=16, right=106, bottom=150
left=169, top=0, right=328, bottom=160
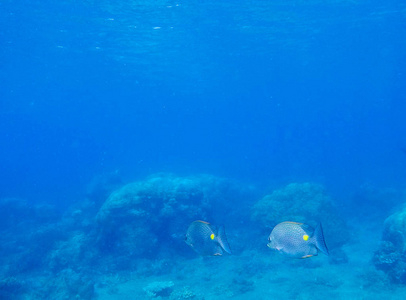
left=301, top=254, right=313, bottom=259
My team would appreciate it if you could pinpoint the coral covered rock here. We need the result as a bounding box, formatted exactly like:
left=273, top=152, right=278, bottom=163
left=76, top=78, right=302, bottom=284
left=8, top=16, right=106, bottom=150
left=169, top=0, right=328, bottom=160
left=34, top=268, right=95, bottom=300
left=170, top=286, right=202, bottom=300
left=96, top=174, right=250, bottom=261
left=49, top=233, right=97, bottom=272
left=144, top=281, right=174, bottom=298
left=381, top=206, right=406, bottom=253
left=0, top=277, right=26, bottom=299
left=251, top=183, right=349, bottom=249
left=373, top=205, right=406, bottom=283
left=0, top=198, right=62, bottom=276
left=0, top=198, right=59, bottom=231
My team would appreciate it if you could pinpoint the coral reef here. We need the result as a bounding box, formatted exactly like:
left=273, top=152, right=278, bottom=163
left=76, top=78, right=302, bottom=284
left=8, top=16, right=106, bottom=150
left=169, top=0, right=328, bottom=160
left=231, top=276, right=255, bottom=294
left=373, top=205, right=406, bottom=283
left=96, top=174, right=250, bottom=261
left=0, top=277, right=26, bottom=299
left=170, top=286, right=202, bottom=300
left=0, top=198, right=63, bottom=277
left=0, top=173, right=253, bottom=298
left=251, top=183, right=349, bottom=250
left=144, top=281, right=174, bottom=298
left=49, top=232, right=97, bottom=272
left=0, top=198, right=60, bottom=231
left=33, top=268, right=95, bottom=300
left=7, top=175, right=401, bottom=298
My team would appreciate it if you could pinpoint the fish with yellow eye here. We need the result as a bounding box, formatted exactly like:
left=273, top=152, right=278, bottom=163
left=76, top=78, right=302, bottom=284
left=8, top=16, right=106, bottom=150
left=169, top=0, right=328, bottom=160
left=267, top=221, right=329, bottom=259
left=185, top=220, right=232, bottom=256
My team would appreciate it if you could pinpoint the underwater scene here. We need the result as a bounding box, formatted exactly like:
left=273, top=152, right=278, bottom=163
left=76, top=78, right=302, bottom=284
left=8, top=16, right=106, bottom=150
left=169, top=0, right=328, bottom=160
left=1, top=0, right=406, bottom=299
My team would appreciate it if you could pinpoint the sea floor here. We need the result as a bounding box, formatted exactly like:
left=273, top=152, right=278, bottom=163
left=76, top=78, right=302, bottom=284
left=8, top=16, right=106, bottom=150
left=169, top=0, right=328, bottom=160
left=2, top=177, right=404, bottom=300
left=94, top=224, right=406, bottom=300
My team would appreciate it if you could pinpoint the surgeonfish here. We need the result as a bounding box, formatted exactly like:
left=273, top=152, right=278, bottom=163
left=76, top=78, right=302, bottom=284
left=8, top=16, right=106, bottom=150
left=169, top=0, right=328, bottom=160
left=185, top=220, right=232, bottom=256
left=267, top=221, right=329, bottom=259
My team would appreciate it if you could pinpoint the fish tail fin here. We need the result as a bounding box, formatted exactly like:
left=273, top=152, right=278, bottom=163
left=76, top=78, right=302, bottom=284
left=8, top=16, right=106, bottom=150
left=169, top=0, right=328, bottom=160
left=217, top=225, right=232, bottom=254
left=313, top=223, right=329, bottom=256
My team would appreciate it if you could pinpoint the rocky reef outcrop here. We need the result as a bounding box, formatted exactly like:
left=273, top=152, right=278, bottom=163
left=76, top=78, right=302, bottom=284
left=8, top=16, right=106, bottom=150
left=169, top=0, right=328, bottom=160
left=96, top=173, right=252, bottom=263
left=373, top=204, right=406, bottom=283
left=0, top=173, right=252, bottom=298
left=251, top=182, right=349, bottom=250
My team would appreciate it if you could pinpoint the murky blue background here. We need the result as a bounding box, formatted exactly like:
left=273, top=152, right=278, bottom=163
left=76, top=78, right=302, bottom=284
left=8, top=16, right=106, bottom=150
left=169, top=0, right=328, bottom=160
left=1, top=0, right=405, bottom=206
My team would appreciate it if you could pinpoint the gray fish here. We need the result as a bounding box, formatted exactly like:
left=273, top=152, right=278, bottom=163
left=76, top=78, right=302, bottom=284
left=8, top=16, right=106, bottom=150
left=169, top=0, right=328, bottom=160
left=267, top=221, right=329, bottom=259
left=185, top=220, right=232, bottom=256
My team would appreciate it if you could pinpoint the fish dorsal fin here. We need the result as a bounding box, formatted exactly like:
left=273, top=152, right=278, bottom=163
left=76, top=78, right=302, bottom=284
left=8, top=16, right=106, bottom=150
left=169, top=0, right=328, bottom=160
left=196, top=220, right=210, bottom=225
left=285, top=221, right=304, bottom=225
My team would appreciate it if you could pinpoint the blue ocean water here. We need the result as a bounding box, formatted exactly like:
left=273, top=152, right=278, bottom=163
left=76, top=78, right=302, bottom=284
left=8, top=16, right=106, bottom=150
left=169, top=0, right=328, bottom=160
left=1, top=0, right=406, bottom=299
